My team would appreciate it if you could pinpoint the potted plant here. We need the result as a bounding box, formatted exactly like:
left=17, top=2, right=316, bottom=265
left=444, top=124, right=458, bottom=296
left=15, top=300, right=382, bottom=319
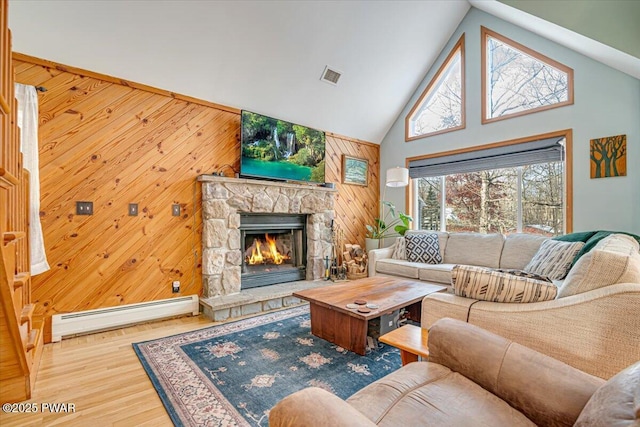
left=365, top=201, right=412, bottom=252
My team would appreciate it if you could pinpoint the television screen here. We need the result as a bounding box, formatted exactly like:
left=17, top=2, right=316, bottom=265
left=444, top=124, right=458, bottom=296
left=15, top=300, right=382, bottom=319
left=240, top=110, right=326, bottom=183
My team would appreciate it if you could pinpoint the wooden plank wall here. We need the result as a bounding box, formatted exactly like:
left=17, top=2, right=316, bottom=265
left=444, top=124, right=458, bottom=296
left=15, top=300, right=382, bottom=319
left=14, top=54, right=379, bottom=341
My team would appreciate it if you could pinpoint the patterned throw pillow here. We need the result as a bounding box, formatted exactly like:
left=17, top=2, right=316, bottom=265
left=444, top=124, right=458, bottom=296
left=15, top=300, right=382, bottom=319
left=405, top=233, right=442, bottom=264
left=391, top=237, right=407, bottom=260
left=452, top=265, right=558, bottom=303
left=524, top=240, right=585, bottom=280
left=493, top=268, right=552, bottom=283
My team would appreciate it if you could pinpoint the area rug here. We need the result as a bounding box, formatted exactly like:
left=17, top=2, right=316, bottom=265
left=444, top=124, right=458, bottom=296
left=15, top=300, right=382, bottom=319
left=133, top=306, right=401, bottom=426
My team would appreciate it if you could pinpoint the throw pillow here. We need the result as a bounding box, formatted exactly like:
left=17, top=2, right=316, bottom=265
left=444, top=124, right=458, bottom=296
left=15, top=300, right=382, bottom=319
left=391, top=237, right=407, bottom=260
left=405, top=233, right=442, bottom=264
left=524, top=239, right=585, bottom=280
left=452, top=265, right=558, bottom=303
left=558, top=234, right=640, bottom=298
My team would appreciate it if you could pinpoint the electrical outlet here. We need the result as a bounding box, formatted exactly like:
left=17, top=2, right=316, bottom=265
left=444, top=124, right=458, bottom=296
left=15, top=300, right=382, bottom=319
left=129, top=203, right=138, bottom=216
left=388, top=321, right=394, bottom=327
left=172, top=204, right=181, bottom=217
left=172, top=281, right=180, bottom=293
left=76, top=201, right=93, bottom=215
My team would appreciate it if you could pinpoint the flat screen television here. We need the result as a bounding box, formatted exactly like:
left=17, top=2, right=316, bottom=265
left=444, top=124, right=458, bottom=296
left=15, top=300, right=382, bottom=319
left=240, top=110, right=326, bottom=184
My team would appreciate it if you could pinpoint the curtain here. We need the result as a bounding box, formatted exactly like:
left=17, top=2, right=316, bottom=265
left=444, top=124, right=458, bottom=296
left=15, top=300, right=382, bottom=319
left=15, top=83, right=50, bottom=275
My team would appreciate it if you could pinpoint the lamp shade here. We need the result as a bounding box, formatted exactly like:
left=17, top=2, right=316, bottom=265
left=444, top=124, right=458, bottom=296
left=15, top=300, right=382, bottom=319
left=385, top=167, right=409, bottom=188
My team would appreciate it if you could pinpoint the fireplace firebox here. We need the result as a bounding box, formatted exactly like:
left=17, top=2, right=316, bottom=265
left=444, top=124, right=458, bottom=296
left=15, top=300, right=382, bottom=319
left=240, top=213, right=306, bottom=289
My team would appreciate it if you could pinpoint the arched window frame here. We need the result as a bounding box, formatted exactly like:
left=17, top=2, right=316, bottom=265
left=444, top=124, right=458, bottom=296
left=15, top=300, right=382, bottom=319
left=481, top=26, right=574, bottom=124
left=405, top=34, right=465, bottom=141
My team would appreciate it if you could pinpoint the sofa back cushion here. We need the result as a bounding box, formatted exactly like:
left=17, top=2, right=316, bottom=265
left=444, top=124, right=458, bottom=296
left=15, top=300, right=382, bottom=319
left=443, top=233, right=504, bottom=268
left=574, top=362, right=639, bottom=427
left=428, top=319, right=604, bottom=427
left=499, top=233, right=549, bottom=270
left=558, top=234, right=640, bottom=298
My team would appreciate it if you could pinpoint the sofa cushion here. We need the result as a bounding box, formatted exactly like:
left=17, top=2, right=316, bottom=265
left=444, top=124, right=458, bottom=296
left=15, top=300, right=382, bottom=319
left=452, top=265, right=558, bottom=303
left=347, top=362, right=536, bottom=427
left=405, top=233, right=442, bottom=264
left=499, top=233, right=548, bottom=270
left=574, top=362, right=640, bottom=427
left=524, top=239, right=584, bottom=280
left=375, top=259, right=420, bottom=279
left=418, top=264, right=456, bottom=284
left=443, top=233, right=504, bottom=268
left=558, top=234, right=640, bottom=298
left=391, top=237, right=406, bottom=260
left=555, top=230, right=640, bottom=267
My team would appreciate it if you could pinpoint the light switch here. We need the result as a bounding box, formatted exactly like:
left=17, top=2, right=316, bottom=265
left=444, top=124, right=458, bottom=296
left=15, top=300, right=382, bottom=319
left=76, top=201, right=93, bottom=215
left=129, top=203, right=138, bottom=216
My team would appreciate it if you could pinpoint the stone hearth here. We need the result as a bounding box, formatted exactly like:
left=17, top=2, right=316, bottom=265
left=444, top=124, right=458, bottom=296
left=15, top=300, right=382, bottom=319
left=198, top=175, right=337, bottom=297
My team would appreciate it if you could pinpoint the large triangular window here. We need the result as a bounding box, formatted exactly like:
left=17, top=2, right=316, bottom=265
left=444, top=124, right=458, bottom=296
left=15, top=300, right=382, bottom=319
left=406, top=34, right=465, bottom=141
left=482, top=27, right=573, bottom=123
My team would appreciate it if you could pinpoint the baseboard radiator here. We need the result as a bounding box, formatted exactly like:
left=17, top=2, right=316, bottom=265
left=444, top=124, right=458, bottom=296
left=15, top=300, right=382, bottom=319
left=51, top=295, right=200, bottom=342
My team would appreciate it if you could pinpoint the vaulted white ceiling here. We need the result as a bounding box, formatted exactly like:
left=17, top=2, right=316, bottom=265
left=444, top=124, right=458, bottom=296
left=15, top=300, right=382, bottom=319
left=8, top=1, right=638, bottom=144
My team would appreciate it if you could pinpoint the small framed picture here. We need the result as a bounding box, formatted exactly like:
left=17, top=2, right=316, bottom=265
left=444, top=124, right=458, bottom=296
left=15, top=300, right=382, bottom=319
left=342, top=155, right=369, bottom=186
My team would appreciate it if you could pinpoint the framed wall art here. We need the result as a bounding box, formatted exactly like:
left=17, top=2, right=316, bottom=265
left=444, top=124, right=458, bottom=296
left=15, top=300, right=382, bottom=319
left=590, top=134, right=626, bottom=179
left=342, top=155, right=368, bottom=186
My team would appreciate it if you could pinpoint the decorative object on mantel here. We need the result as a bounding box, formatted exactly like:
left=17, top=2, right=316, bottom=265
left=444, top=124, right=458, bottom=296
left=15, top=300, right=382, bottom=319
left=344, top=243, right=368, bottom=280
left=342, top=154, right=369, bottom=186
left=213, top=163, right=239, bottom=178
left=366, top=166, right=412, bottom=252
left=590, top=134, right=627, bottom=179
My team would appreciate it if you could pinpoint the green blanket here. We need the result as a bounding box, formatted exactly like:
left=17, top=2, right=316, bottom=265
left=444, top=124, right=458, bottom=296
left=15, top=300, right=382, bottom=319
left=554, top=230, right=640, bottom=265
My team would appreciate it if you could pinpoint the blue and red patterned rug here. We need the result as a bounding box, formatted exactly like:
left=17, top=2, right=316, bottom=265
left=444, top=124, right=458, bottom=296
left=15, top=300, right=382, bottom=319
left=133, top=306, right=401, bottom=426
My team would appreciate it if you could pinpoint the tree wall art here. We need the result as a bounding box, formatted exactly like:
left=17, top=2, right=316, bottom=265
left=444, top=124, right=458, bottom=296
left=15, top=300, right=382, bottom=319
left=590, top=134, right=626, bottom=179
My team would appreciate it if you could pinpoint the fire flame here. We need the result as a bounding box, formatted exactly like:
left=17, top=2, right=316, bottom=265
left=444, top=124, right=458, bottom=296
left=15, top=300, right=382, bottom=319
left=248, top=234, right=287, bottom=265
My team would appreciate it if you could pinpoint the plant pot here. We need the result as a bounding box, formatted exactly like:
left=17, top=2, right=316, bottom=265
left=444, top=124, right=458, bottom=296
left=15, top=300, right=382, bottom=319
left=365, top=238, right=380, bottom=253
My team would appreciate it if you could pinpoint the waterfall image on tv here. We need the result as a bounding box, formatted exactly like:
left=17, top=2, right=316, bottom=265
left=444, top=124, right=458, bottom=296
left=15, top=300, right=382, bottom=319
left=240, top=111, right=326, bottom=183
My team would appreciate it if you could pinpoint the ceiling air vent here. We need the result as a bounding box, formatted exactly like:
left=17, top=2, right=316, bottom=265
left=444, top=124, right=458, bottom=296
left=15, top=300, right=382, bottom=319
left=320, top=66, right=342, bottom=86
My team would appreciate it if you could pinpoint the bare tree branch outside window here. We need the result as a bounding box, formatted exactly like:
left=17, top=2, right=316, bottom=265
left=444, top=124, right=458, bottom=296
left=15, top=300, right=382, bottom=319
left=487, top=37, right=569, bottom=119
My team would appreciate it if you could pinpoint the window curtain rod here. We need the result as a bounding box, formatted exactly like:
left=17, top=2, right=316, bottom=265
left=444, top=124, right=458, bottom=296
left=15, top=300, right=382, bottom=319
left=34, top=86, right=47, bottom=92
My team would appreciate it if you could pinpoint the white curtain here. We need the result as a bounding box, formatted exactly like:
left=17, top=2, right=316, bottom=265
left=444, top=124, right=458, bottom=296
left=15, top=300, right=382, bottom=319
left=15, top=83, right=50, bottom=275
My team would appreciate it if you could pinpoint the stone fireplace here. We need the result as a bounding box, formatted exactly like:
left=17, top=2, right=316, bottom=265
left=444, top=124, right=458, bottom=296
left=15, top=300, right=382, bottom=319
left=198, top=175, right=336, bottom=297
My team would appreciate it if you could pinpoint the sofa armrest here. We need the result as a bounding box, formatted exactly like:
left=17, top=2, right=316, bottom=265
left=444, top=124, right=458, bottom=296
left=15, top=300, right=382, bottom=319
left=368, top=245, right=395, bottom=277
left=428, top=318, right=605, bottom=427
left=269, top=387, right=376, bottom=427
left=421, top=292, right=477, bottom=328
left=467, top=282, right=640, bottom=379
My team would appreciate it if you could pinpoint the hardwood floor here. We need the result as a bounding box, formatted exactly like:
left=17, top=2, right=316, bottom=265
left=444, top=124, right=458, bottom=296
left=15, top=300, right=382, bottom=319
left=0, top=315, right=214, bottom=426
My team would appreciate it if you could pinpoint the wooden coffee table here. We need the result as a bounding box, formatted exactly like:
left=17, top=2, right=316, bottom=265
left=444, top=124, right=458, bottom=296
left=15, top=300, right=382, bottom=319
left=293, top=277, right=446, bottom=355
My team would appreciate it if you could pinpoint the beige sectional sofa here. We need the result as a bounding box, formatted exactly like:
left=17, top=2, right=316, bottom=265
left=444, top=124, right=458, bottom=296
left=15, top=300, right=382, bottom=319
left=369, top=231, right=548, bottom=285
left=369, top=231, right=640, bottom=379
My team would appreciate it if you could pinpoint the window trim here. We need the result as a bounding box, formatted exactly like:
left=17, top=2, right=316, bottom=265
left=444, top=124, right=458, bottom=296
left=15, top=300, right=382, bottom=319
left=481, top=26, right=574, bottom=125
left=405, top=129, right=573, bottom=233
left=405, top=34, right=466, bottom=141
